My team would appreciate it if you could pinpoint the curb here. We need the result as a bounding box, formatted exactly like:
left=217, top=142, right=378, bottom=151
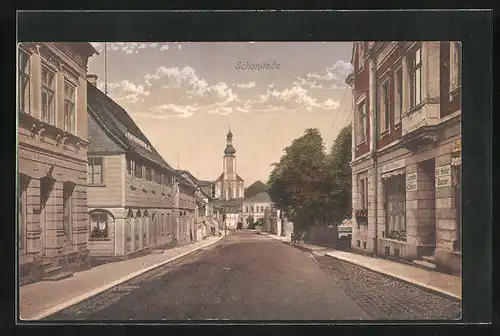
left=26, top=236, right=224, bottom=321
left=324, top=252, right=462, bottom=301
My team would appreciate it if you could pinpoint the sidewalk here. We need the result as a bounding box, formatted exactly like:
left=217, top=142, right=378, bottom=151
left=259, top=231, right=462, bottom=301
left=20, top=235, right=224, bottom=321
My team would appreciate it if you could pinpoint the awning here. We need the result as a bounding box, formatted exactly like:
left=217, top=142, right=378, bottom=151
left=451, top=156, right=461, bottom=166
left=381, top=168, right=406, bottom=180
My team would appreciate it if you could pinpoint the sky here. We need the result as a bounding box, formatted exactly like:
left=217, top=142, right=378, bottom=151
left=88, top=42, right=353, bottom=185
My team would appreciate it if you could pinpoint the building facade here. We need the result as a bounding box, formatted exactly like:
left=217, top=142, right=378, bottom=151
left=18, top=42, right=98, bottom=283
left=85, top=79, right=196, bottom=262
left=214, top=129, right=245, bottom=200
left=241, top=192, right=272, bottom=227
left=347, top=41, right=462, bottom=275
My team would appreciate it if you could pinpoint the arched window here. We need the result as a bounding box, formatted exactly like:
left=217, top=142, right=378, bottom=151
left=89, top=209, right=114, bottom=239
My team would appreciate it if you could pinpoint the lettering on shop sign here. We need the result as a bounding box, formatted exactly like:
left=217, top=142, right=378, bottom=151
left=406, top=172, right=418, bottom=191
left=435, top=165, right=451, bottom=178
left=19, top=149, right=56, bottom=166
left=436, top=176, right=452, bottom=188
left=452, top=139, right=461, bottom=153
left=380, top=158, right=405, bottom=174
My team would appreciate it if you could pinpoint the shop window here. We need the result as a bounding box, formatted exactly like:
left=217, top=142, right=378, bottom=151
left=90, top=211, right=108, bottom=238
left=384, top=175, right=407, bottom=240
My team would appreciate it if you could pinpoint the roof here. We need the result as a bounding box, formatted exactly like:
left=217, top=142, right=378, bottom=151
left=244, top=191, right=271, bottom=203
left=215, top=173, right=224, bottom=182
left=87, top=84, right=177, bottom=175
left=236, top=174, right=244, bottom=182
left=227, top=129, right=233, bottom=138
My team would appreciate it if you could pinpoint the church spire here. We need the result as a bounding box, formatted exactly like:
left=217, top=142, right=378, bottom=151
left=224, top=127, right=236, bottom=156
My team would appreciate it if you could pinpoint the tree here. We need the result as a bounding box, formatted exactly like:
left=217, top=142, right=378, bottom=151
left=326, top=125, right=352, bottom=224
left=267, top=128, right=330, bottom=233
left=244, top=180, right=268, bottom=199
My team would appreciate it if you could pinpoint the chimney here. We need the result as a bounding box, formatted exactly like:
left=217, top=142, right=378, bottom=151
left=87, top=74, right=98, bottom=86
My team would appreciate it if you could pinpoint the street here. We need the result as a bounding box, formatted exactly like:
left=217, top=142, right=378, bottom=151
left=45, top=231, right=461, bottom=321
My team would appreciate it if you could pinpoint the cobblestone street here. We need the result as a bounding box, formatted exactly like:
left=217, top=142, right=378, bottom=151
left=44, top=231, right=461, bottom=321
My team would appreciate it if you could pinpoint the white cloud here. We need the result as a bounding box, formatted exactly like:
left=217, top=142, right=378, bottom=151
left=149, top=104, right=199, bottom=119
left=146, top=66, right=240, bottom=108
left=93, top=42, right=179, bottom=55
left=236, top=82, right=256, bottom=89
left=303, top=60, right=354, bottom=89
left=209, top=106, right=233, bottom=116
left=108, top=80, right=150, bottom=103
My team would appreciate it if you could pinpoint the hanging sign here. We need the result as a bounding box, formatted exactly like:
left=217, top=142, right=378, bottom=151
left=451, top=139, right=461, bottom=153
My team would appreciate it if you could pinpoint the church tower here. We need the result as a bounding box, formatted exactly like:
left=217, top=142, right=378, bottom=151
left=223, top=128, right=236, bottom=181
left=214, top=127, right=245, bottom=200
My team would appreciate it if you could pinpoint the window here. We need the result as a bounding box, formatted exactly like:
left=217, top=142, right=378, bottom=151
left=63, top=182, right=74, bottom=242
left=409, top=47, right=422, bottom=108
left=359, top=178, right=368, bottom=209
left=18, top=50, right=30, bottom=114
left=163, top=174, right=170, bottom=186
left=155, top=171, right=162, bottom=184
left=357, top=101, right=367, bottom=144
left=88, top=157, right=103, bottom=184
left=394, top=68, right=403, bottom=124
left=451, top=42, right=462, bottom=90
left=146, top=167, right=152, bottom=181
left=90, top=212, right=108, bottom=238
left=378, top=81, right=390, bottom=133
left=135, top=162, right=143, bottom=178
left=41, top=67, right=56, bottom=124
left=127, top=158, right=135, bottom=175
left=64, top=82, right=76, bottom=133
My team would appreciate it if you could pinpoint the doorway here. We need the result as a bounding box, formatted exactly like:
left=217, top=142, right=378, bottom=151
left=453, top=164, right=461, bottom=252
left=63, top=182, right=75, bottom=249
left=419, top=159, right=437, bottom=250
left=40, top=176, right=55, bottom=256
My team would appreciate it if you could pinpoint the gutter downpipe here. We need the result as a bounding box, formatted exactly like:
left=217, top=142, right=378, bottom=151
left=372, top=47, right=379, bottom=258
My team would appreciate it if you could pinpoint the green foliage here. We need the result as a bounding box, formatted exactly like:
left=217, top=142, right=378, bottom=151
left=267, top=126, right=352, bottom=234
left=244, top=180, right=268, bottom=199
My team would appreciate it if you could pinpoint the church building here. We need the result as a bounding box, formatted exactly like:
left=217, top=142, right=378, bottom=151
left=214, top=129, right=245, bottom=200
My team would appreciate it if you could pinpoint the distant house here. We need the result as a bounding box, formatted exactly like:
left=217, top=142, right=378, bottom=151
left=86, top=78, right=196, bottom=262
left=241, top=192, right=272, bottom=227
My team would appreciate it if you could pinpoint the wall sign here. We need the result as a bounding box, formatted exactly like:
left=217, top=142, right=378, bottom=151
left=406, top=172, right=418, bottom=191
left=380, top=158, right=406, bottom=174
left=435, top=165, right=451, bottom=178
left=19, top=149, right=56, bottom=166
left=436, top=175, right=452, bottom=188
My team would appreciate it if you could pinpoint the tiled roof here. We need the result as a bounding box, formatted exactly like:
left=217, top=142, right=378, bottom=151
left=244, top=191, right=271, bottom=203
left=87, top=84, right=176, bottom=174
